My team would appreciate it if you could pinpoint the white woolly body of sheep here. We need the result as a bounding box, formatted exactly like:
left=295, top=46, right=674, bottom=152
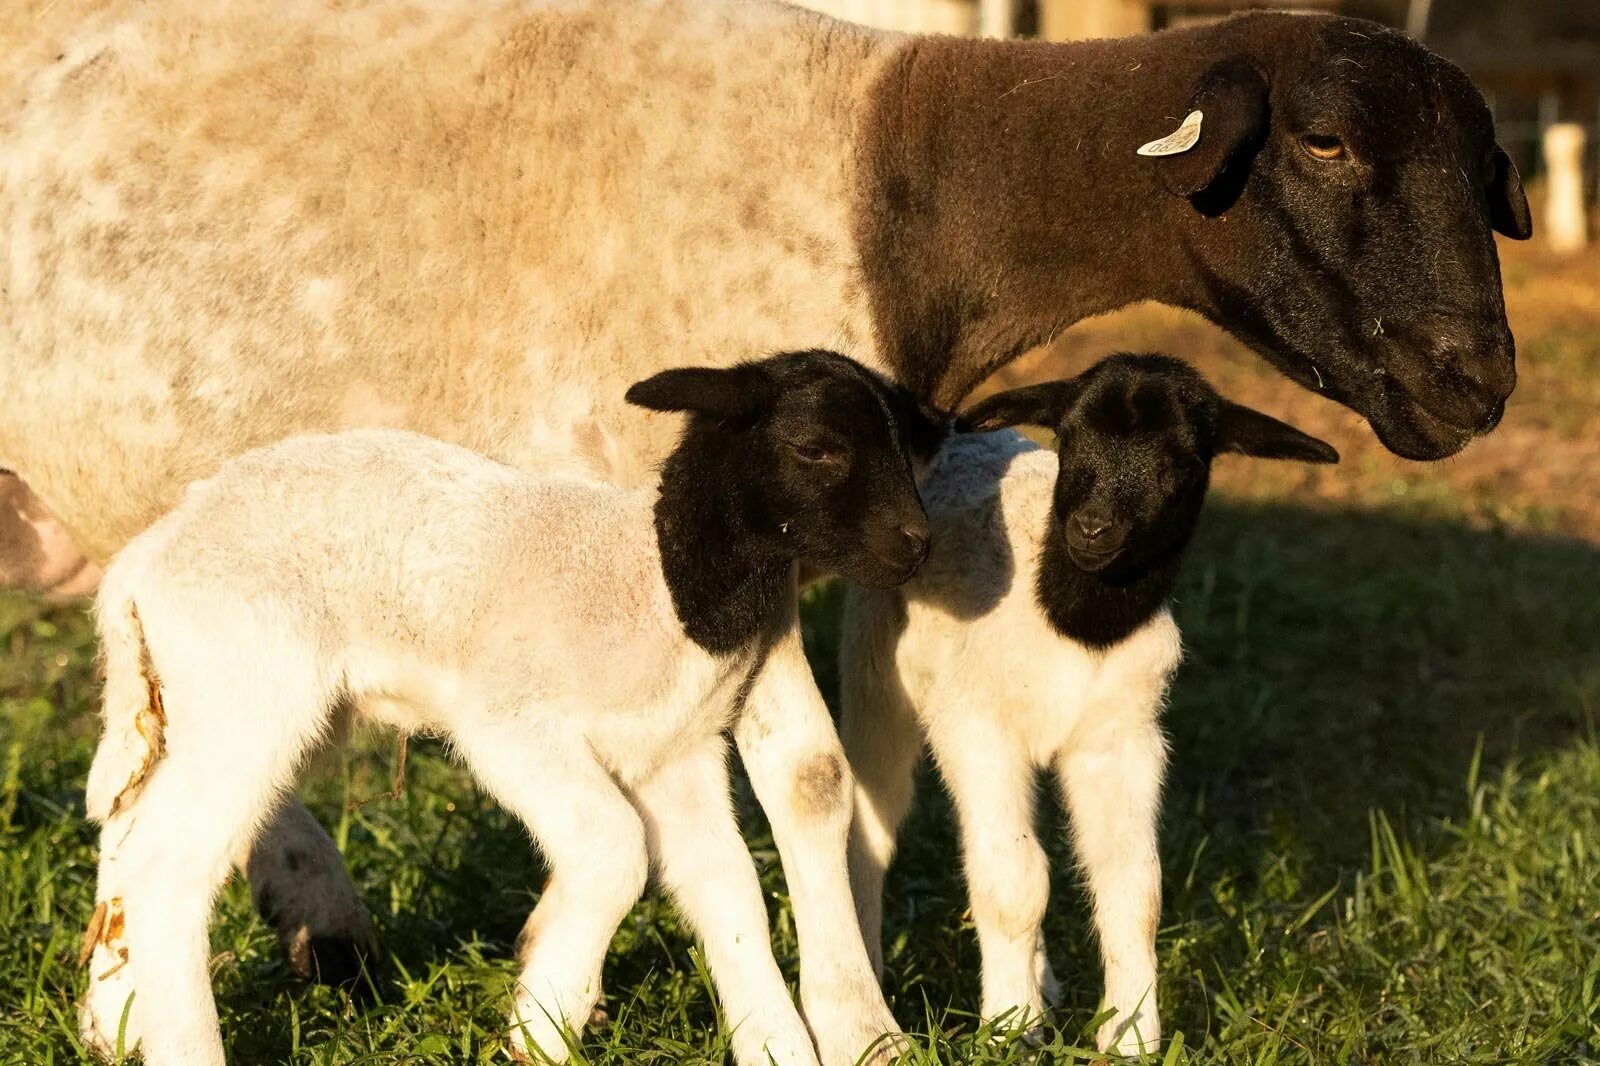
left=1, top=0, right=893, bottom=560
left=79, top=430, right=825, bottom=1066
left=842, top=432, right=1180, bottom=1055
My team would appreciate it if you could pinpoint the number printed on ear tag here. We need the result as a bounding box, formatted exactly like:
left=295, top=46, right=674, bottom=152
left=1137, top=110, right=1204, bottom=157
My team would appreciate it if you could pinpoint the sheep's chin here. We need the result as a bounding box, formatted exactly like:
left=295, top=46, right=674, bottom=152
left=1368, top=393, right=1478, bottom=461
left=836, top=553, right=924, bottom=589
left=1066, top=544, right=1122, bottom=575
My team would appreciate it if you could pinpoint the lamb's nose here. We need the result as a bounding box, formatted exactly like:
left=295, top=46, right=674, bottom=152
left=901, top=523, right=931, bottom=558
left=1073, top=511, right=1113, bottom=542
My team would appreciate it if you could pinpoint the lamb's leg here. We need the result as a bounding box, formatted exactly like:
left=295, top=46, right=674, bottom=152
left=838, top=625, right=924, bottom=983
left=0, top=479, right=367, bottom=980
left=239, top=798, right=377, bottom=983
left=933, top=718, right=1050, bottom=1034
left=451, top=721, right=648, bottom=1063
left=1055, top=715, right=1167, bottom=1055
left=1035, top=930, right=1064, bottom=1009
left=630, top=740, right=819, bottom=1066
left=79, top=828, right=146, bottom=1060
left=81, top=673, right=331, bottom=1064
left=735, top=629, right=903, bottom=1066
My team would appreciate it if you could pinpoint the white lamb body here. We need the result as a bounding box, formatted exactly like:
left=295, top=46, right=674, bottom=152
left=80, top=430, right=828, bottom=1066
left=842, top=432, right=1180, bottom=1054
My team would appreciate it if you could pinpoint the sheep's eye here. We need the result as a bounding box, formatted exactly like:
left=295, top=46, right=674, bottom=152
left=788, top=442, right=833, bottom=463
left=1302, top=134, right=1346, bottom=161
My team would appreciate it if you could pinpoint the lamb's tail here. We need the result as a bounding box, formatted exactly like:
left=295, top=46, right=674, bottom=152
left=84, top=571, right=167, bottom=824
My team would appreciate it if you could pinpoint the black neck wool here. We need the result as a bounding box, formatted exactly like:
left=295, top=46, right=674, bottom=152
left=1033, top=497, right=1186, bottom=650
left=653, top=425, right=793, bottom=656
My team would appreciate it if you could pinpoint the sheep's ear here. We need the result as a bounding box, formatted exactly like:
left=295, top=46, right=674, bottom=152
left=957, top=380, right=1082, bottom=433
left=625, top=364, right=774, bottom=425
left=885, top=385, right=951, bottom=464
left=1216, top=402, right=1339, bottom=464
left=1143, top=58, right=1268, bottom=199
left=1488, top=146, right=1533, bottom=240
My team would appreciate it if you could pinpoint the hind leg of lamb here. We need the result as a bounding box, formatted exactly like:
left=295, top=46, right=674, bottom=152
left=4, top=469, right=376, bottom=986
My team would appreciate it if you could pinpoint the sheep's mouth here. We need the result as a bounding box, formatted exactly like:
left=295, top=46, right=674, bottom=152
left=1256, top=326, right=1506, bottom=462
left=1352, top=324, right=1514, bottom=460
left=1365, top=397, right=1474, bottom=461
left=1066, top=542, right=1123, bottom=574
left=1304, top=359, right=1483, bottom=462
left=1410, top=390, right=1503, bottom=437
left=1365, top=376, right=1496, bottom=461
left=843, top=549, right=928, bottom=588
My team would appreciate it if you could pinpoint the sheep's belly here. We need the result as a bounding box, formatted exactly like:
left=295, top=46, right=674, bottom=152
left=581, top=646, right=757, bottom=783
left=344, top=641, right=753, bottom=785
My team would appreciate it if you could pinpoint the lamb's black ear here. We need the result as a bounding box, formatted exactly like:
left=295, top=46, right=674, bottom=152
left=885, top=385, right=951, bottom=465
left=957, top=380, right=1082, bottom=434
left=625, top=364, right=774, bottom=425
left=1216, top=402, right=1339, bottom=464
left=1488, top=146, right=1533, bottom=240
left=1142, top=58, right=1268, bottom=199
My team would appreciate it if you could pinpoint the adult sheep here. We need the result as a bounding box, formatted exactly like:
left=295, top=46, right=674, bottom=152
left=2, top=0, right=1528, bottom=1060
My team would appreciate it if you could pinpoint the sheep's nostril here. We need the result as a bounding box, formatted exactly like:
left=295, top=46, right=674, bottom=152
left=1073, top=512, right=1112, bottom=542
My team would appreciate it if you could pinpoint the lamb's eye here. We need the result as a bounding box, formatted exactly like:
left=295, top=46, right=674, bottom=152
left=1302, top=134, right=1346, bottom=161
left=788, top=442, right=832, bottom=463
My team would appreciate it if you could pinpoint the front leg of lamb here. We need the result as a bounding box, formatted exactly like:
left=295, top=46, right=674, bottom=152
left=1056, top=716, right=1168, bottom=1056
left=735, top=634, right=905, bottom=1066
left=630, top=741, right=820, bottom=1066
left=449, top=718, right=650, bottom=1062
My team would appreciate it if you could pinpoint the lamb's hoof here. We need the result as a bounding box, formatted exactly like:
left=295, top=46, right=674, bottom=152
left=286, top=927, right=377, bottom=989
left=79, top=1000, right=132, bottom=1062
left=854, top=1031, right=911, bottom=1066
left=730, top=1019, right=820, bottom=1066
left=805, top=988, right=906, bottom=1066
left=1097, top=1015, right=1160, bottom=1059
left=506, top=1001, right=577, bottom=1065
left=79, top=948, right=141, bottom=1062
left=981, top=1009, right=1052, bottom=1057
left=78, top=1002, right=128, bottom=1064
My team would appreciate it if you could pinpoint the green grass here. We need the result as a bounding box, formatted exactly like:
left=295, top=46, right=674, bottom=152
left=2, top=497, right=1598, bottom=1064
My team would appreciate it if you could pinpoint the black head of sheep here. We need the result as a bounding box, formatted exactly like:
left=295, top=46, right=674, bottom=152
left=960, top=353, right=1336, bottom=644
left=857, top=13, right=1528, bottom=463
left=628, top=349, right=944, bottom=650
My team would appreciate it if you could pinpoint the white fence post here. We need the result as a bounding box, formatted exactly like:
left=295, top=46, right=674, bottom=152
left=1543, top=123, right=1589, bottom=254
left=978, top=0, right=1016, bottom=38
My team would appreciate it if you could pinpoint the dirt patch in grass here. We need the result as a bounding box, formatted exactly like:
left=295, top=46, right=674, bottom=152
left=982, top=240, right=1600, bottom=541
